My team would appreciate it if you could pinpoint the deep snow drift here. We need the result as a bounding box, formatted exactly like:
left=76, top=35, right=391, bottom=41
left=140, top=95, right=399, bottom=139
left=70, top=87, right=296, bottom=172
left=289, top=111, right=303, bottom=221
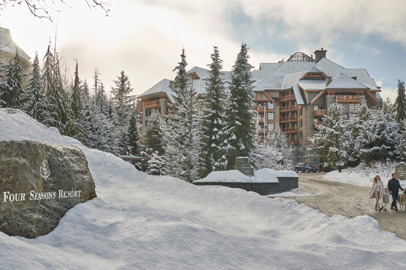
left=1, top=109, right=406, bottom=269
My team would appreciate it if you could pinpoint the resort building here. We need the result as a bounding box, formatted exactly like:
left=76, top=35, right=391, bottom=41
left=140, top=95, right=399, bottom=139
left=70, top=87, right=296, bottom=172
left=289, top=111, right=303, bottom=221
left=136, top=48, right=381, bottom=152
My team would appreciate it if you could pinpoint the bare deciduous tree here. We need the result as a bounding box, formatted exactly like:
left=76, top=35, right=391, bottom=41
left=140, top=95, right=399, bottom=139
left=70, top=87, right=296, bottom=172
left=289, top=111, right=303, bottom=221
left=0, top=0, right=111, bottom=20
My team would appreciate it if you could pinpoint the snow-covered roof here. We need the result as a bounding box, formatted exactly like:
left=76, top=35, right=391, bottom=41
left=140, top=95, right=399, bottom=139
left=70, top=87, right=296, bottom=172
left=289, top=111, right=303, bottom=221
left=283, top=70, right=307, bottom=89
left=327, top=73, right=369, bottom=90
left=0, top=27, right=30, bottom=61
left=292, top=84, right=305, bottom=105
left=138, top=53, right=380, bottom=99
left=138, top=79, right=174, bottom=100
left=298, top=80, right=326, bottom=90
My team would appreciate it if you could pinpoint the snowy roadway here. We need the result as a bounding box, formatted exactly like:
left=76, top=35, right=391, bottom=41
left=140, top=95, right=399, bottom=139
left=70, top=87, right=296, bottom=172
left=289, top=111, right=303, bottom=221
left=276, top=173, right=406, bottom=240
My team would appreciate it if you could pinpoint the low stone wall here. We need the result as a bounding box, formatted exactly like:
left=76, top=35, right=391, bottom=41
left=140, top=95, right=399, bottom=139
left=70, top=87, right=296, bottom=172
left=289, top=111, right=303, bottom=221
left=193, top=176, right=298, bottom=196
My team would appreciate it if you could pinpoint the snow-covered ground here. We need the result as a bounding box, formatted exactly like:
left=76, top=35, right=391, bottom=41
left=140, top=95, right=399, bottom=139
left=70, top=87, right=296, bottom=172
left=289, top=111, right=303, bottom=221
left=324, top=170, right=406, bottom=188
left=1, top=109, right=406, bottom=269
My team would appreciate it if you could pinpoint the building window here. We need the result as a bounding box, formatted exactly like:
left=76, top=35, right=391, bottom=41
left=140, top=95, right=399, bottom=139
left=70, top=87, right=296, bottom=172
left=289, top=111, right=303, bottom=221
left=269, top=122, right=274, bottom=130
left=268, top=102, right=274, bottom=109
left=145, top=109, right=152, bottom=117
left=268, top=112, right=274, bottom=120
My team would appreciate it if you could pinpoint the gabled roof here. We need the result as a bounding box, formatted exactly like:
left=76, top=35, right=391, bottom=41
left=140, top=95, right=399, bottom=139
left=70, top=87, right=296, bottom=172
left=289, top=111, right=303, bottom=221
left=138, top=79, right=174, bottom=100
left=287, top=52, right=314, bottom=62
left=298, top=80, right=326, bottom=90
left=307, top=66, right=324, bottom=74
left=326, top=73, right=369, bottom=89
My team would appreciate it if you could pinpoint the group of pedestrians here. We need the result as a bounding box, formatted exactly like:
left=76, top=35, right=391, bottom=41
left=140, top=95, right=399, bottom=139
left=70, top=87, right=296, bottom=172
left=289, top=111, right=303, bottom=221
left=369, top=173, right=404, bottom=212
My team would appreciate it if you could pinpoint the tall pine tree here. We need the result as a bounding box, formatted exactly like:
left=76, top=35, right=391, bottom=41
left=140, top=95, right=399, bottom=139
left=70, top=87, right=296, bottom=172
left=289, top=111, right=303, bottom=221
left=198, top=46, right=227, bottom=177
left=25, top=52, right=55, bottom=126
left=164, top=49, right=200, bottom=182
left=42, top=43, right=73, bottom=135
left=395, top=80, right=406, bottom=123
left=0, top=50, right=26, bottom=109
left=224, top=43, right=255, bottom=169
left=70, top=61, right=89, bottom=145
left=111, top=70, right=134, bottom=154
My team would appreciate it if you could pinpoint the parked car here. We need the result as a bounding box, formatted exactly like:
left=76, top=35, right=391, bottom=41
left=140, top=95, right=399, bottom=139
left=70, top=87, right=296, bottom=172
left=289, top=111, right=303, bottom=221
left=294, top=163, right=316, bottom=173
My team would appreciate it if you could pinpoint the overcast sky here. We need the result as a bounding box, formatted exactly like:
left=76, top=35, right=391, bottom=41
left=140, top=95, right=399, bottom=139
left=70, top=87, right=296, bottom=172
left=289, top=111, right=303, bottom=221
left=0, top=0, right=405, bottom=101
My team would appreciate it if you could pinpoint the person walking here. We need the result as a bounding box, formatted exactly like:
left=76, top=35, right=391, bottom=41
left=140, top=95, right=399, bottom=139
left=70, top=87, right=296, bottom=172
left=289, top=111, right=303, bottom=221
left=387, top=173, right=404, bottom=211
left=369, top=175, right=384, bottom=211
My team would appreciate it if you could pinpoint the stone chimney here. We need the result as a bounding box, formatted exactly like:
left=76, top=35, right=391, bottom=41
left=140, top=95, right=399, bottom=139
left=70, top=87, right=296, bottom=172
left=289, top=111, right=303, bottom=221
left=314, top=48, right=327, bottom=62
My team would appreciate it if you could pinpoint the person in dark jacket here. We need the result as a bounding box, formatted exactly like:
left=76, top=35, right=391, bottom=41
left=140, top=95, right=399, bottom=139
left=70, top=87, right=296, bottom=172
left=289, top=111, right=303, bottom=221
left=388, top=173, right=404, bottom=211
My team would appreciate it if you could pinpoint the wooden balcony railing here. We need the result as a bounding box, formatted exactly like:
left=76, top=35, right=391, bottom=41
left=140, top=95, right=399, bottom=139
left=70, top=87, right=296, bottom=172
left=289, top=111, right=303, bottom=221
left=281, top=127, right=298, bottom=133
left=144, top=100, right=160, bottom=109
left=280, top=116, right=298, bottom=122
left=280, top=105, right=298, bottom=112
left=313, top=109, right=327, bottom=117
left=335, top=95, right=359, bottom=103
left=280, top=94, right=296, bottom=101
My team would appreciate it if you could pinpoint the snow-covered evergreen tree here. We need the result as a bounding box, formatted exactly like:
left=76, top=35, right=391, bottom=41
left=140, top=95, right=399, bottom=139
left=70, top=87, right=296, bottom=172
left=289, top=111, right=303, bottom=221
left=0, top=51, right=26, bottom=109
left=126, top=111, right=140, bottom=155
left=111, top=70, right=133, bottom=129
left=70, top=61, right=89, bottom=146
left=357, top=98, right=400, bottom=164
left=164, top=49, right=200, bottom=182
left=25, top=52, right=55, bottom=126
left=255, top=126, right=293, bottom=170
left=141, top=148, right=167, bottom=175
left=223, top=43, right=255, bottom=170
left=142, top=112, right=165, bottom=155
left=111, top=70, right=134, bottom=153
left=310, top=102, right=355, bottom=172
left=395, top=80, right=406, bottom=123
left=198, top=46, right=227, bottom=177
left=42, top=43, right=73, bottom=136
left=398, top=119, right=406, bottom=161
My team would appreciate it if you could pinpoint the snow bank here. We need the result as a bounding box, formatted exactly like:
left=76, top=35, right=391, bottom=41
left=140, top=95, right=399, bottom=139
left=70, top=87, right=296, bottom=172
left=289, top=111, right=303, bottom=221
left=324, top=169, right=406, bottom=188
left=1, top=109, right=406, bottom=269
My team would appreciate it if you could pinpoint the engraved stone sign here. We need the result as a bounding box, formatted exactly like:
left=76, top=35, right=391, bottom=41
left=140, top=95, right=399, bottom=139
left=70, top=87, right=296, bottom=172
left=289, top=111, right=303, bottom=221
left=395, top=162, right=406, bottom=180
left=235, top=157, right=254, bottom=177
left=0, top=140, right=97, bottom=238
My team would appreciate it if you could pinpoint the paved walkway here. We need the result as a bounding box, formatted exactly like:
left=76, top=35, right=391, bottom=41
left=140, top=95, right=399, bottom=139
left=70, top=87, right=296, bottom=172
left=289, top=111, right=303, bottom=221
left=276, top=172, right=406, bottom=240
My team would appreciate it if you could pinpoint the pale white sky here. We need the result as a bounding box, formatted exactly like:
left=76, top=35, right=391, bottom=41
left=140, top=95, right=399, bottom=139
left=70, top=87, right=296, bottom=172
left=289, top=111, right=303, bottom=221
left=0, top=0, right=405, bottom=101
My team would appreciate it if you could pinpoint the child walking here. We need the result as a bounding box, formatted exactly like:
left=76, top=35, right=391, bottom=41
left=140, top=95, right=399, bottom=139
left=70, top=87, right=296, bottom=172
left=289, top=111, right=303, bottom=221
left=382, top=187, right=390, bottom=212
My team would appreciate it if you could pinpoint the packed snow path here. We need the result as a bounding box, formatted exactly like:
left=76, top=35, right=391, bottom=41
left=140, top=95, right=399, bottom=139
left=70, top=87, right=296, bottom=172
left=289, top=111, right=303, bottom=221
left=281, top=173, right=406, bottom=240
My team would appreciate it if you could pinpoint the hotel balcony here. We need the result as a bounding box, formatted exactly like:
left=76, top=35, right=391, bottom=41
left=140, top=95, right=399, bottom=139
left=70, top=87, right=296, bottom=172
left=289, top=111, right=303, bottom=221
left=280, top=116, right=298, bottom=123
left=335, top=95, right=359, bottom=103
left=279, top=94, right=296, bottom=101
left=280, top=105, right=298, bottom=112
left=144, top=100, right=160, bottom=109
left=281, top=127, right=298, bottom=133
left=313, top=109, right=327, bottom=117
